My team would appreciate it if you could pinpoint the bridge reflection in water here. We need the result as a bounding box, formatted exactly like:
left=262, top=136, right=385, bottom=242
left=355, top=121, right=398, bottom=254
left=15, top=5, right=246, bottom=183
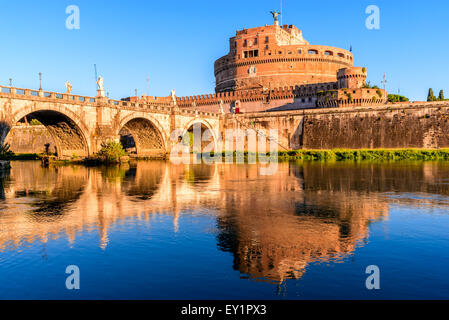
left=1, top=161, right=449, bottom=284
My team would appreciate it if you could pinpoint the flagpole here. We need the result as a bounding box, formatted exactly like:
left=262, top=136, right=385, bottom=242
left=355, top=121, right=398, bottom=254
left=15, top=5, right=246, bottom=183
left=280, top=0, right=283, bottom=26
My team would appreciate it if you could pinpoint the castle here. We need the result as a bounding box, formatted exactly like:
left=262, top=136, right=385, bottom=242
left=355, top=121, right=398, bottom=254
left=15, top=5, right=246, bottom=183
left=129, top=15, right=388, bottom=113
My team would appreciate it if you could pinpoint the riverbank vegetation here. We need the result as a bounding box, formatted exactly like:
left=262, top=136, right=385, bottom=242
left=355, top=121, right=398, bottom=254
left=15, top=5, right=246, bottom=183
left=202, top=149, right=449, bottom=162
left=84, top=141, right=129, bottom=164
left=279, top=149, right=449, bottom=161
left=5, top=144, right=449, bottom=164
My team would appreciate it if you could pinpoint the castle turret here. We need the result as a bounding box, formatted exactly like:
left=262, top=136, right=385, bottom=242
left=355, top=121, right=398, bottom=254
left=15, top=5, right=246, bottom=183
left=337, top=67, right=367, bottom=89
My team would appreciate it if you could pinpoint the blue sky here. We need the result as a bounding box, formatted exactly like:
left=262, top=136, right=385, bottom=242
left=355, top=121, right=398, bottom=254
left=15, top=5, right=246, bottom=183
left=0, top=0, right=447, bottom=101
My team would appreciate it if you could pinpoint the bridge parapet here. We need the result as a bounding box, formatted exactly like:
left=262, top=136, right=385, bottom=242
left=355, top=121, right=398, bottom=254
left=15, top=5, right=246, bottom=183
left=0, top=85, right=222, bottom=118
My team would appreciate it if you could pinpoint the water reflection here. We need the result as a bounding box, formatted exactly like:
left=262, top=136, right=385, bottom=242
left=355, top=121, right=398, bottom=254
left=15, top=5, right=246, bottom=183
left=1, top=161, right=449, bottom=283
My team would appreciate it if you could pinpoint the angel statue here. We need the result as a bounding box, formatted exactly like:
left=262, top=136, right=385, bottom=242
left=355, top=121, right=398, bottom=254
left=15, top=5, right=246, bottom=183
left=65, top=81, right=72, bottom=94
left=171, top=89, right=177, bottom=105
left=218, top=99, right=225, bottom=115
left=97, top=76, right=104, bottom=91
left=270, top=10, right=281, bottom=24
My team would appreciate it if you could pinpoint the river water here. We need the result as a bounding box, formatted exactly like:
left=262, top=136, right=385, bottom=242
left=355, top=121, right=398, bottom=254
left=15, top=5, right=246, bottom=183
left=0, top=160, right=448, bottom=299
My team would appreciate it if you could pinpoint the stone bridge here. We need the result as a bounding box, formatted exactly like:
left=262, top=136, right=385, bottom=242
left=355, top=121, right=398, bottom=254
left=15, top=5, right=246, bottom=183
left=0, top=86, right=222, bottom=159
left=2, top=85, right=449, bottom=158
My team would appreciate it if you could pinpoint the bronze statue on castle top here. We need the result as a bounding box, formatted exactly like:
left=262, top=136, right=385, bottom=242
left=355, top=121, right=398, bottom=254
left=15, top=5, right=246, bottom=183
left=270, top=10, right=281, bottom=24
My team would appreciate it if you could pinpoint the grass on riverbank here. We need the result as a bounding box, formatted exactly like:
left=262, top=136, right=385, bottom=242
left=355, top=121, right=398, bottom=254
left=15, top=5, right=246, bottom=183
left=6, top=148, right=449, bottom=163
left=202, top=149, right=449, bottom=162
left=278, top=149, right=449, bottom=161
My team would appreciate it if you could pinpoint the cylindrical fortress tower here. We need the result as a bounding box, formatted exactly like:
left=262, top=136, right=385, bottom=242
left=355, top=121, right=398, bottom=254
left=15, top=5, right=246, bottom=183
left=337, top=67, right=367, bottom=89
left=214, top=23, right=354, bottom=92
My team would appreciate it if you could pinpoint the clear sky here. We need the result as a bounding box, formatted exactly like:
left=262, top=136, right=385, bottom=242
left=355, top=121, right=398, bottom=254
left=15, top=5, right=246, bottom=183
left=0, top=0, right=447, bottom=101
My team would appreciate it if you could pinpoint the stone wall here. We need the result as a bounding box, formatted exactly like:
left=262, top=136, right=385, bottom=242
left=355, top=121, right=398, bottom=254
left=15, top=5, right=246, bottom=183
left=5, top=125, right=56, bottom=154
left=232, top=102, right=449, bottom=151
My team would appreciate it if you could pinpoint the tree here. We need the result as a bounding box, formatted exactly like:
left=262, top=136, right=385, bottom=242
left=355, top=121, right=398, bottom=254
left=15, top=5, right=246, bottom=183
left=388, top=94, right=409, bottom=103
left=427, top=88, right=436, bottom=102
left=30, top=119, right=43, bottom=126
left=96, top=141, right=126, bottom=162
left=438, top=90, right=445, bottom=101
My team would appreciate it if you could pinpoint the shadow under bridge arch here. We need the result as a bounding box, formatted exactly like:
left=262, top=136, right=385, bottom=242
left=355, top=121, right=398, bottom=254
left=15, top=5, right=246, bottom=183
left=182, top=119, right=219, bottom=153
left=119, top=116, right=167, bottom=158
left=8, top=109, right=90, bottom=158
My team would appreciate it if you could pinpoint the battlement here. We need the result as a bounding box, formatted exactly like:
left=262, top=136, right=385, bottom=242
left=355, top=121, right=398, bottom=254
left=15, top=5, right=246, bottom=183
left=174, top=82, right=338, bottom=109
left=317, top=87, right=388, bottom=108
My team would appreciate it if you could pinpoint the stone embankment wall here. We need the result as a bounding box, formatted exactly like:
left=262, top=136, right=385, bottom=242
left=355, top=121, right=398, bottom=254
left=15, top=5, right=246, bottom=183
left=230, top=102, right=449, bottom=151
left=5, top=125, right=55, bottom=154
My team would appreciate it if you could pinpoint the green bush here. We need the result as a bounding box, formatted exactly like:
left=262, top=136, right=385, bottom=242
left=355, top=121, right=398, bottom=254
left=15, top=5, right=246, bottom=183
left=96, top=141, right=126, bottom=162
left=30, top=119, right=43, bottom=126
left=388, top=94, right=409, bottom=103
left=0, top=142, right=15, bottom=160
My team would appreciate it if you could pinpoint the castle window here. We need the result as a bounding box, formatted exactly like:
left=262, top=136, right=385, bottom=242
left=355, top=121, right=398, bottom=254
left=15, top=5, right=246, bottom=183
left=265, top=45, right=269, bottom=50
left=265, top=36, right=269, bottom=43
left=308, top=49, right=318, bottom=55
left=338, top=53, right=345, bottom=58
left=243, top=50, right=259, bottom=59
left=324, top=51, right=333, bottom=56
left=254, top=37, right=258, bottom=45
left=298, top=49, right=302, bottom=54
left=243, top=40, right=247, bottom=47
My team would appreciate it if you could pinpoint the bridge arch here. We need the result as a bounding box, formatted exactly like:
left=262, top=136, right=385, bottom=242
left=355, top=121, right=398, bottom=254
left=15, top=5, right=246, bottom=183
left=9, top=106, right=91, bottom=158
left=182, top=118, right=219, bottom=153
left=118, top=114, right=167, bottom=158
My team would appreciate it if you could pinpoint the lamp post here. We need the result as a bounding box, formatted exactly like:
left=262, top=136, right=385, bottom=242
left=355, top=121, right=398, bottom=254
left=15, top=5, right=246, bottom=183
left=39, top=72, right=42, bottom=91
left=9, top=78, right=12, bottom=87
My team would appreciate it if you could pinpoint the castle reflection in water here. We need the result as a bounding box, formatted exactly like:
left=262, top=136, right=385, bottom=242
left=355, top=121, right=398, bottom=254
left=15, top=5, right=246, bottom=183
left=2, top=160, right=449, bottom=283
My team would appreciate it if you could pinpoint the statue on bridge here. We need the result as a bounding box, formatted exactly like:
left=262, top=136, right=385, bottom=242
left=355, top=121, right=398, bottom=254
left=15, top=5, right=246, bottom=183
left=171, top=89, right=177, bottom=106
left=97, top=76, right=105, bottom=97
left=65, top=81, right=72, bottom=94
left=218, top=99, right=225, bottom=115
